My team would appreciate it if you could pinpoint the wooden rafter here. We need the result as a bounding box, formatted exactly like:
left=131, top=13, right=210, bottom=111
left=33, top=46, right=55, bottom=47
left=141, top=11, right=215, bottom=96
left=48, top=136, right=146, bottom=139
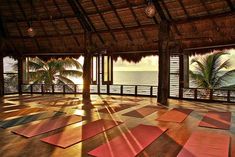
left=16, top=0, right=41, bottom=51
left=52, top=0, right=80, bottom=47
left=91, top=0, right=117, bottom=42
left=67, top=0, right=104, bottom=44
left=125, top=0, right=147, bottom=40
left=160, top=0, right=181, bottom=35
left=225, top=0, right=234, bottom=11
left=40, top=0, right=68, bottom=51
left=30, top=1, right=53, bottom=48
left=7, top=0, right=27, bottom=52
left=177, top=0, right=198, bottom=33
left=107, top=0, right=133, bottom=41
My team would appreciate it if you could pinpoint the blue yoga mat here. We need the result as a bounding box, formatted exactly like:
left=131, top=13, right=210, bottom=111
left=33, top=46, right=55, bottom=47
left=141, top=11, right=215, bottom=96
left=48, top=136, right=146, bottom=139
left=0, top=111, right=65, bottom=129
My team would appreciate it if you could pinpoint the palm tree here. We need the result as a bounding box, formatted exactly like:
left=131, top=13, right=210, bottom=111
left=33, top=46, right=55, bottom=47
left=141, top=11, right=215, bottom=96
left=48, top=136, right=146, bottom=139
left=28, top=57, right=82, bottom=91
left=189, top=52, right=235, bottom=90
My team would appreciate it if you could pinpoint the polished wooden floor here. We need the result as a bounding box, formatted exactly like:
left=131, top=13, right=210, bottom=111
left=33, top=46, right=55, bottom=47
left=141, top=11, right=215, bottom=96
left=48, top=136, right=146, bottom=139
left=0, top=94, right=234, bottom=157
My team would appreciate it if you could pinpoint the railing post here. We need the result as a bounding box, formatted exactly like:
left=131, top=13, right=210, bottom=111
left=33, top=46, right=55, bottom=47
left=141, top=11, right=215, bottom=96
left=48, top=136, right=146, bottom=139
left=209, top=89, right=213, bottom=101
left=41, top=84, right=44, bottom=94
left=63, top=85, right=66, bottom=94
left=135, top=86, right=137, bottom=96
left=107, top=84, right=110, bottom=95
left=52, top=84, right=54, bottom=94
left=150, top=86, right=153, bottom=96
left=30, top=84, right=33, bottom=94
left=74, top=84, right=77, bottom=93
left=120, top=85, right=123, bottom=95
left=194, top=89, right=197, bottom=100
left=228, top=90, right=231, bottom=102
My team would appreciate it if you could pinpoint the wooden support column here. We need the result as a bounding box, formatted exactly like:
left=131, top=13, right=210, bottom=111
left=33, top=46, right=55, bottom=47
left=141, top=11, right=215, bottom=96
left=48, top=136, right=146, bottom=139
left=179, top=54, right=189, bottom=98
left=82, top=32, right=92, bottom=101
left=157, top=21, right=170, bottom=105
left=18, top=57, right=23, bottom=95
left=0, top=55, right=4, bottom=96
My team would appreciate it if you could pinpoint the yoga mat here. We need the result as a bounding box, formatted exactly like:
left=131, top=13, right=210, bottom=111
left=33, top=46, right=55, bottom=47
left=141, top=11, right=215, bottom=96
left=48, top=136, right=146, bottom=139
left=0, top=111, right=64, bottom=129
left=41, top=119, right=122, bottom=148
left=0, top=105, right=28, bottom=112
left=98, top=105, right=131, bottom=114
left=123, top=106, right=160, bottom=118
left=157, top=108, right=193, bottom=123
left=88, top=124, right=167, bottom=157
left=12, top=115, right=82, bottom=138
left=0, top=108, right=45, bottom=120
left=199, top=111, right=231, bottom=130
left=177, top=131, right=230, bottom=157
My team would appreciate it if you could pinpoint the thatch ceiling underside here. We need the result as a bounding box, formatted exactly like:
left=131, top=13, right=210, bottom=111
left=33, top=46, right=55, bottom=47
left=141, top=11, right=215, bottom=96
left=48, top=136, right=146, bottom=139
left=0, top=0, right=234, bottom=58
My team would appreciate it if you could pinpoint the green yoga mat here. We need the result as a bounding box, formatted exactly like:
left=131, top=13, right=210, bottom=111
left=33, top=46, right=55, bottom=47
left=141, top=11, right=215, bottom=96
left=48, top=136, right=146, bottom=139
left=0, top=111, right=65, bottom=129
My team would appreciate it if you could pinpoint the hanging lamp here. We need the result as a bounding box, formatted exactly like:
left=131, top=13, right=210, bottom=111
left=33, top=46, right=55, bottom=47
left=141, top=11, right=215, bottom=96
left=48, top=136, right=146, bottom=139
left=27, top=0, right=36, bottom=37
left=145, top=0, right=156, bottom=18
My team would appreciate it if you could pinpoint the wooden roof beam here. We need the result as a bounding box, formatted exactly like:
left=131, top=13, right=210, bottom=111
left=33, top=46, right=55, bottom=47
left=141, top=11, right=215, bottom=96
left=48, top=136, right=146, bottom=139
left=160, top=0, right=181, bottom=35
left=225, top=0, right=235, bottom=11
left=68, top=0, right=104, bottom=44
left=40, top=0, right=68, bottom=51
left=91, top=0, right=117, bottom=42
left=177, top=0, right=198, bottom=33
left=53, top=0, right=81, bottom=47
left=125, top=0, right=147, bottom=40
left=107, top=0, right=133, bottom=41
left=16, top=0, right=41, bottom=51
left=30, top=1, right=53, bottom=48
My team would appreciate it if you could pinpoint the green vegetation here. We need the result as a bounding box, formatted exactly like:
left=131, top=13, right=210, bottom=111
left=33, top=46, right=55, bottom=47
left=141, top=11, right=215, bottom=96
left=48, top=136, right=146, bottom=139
left=189, top=52, right=235, bottom=90
left=28, top=57, right=82, bottom=90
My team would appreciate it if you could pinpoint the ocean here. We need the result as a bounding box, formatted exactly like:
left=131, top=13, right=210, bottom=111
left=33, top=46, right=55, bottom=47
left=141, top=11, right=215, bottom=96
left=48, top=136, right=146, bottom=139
left=113, top=71, right=158, bottom=86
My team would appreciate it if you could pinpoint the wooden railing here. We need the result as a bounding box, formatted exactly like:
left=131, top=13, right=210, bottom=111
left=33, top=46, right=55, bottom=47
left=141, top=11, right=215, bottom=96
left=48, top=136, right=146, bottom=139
left=21, top=84, right=235, bottom=103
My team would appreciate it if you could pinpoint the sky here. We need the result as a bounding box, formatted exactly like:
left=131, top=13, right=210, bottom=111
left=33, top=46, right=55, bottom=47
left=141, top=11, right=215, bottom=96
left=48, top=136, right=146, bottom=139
left=113, top=55, right=158, bottom=71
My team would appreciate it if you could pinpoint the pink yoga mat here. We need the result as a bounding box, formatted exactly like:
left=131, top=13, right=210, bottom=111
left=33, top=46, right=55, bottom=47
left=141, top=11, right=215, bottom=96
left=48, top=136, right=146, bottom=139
left=41, top=119, right=122, bottom=148
left=157, top=108, right=193, bottom=123
left=199, top=111, right=231, bottom=130
left=12, top=115, right=82, bottom=138
left=177, top=130, right=230, bottom=157
left=88, top=124, right=167, bottom=157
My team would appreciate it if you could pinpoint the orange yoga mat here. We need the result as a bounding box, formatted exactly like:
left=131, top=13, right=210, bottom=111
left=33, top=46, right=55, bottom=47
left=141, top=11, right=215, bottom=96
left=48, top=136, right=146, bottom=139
left=123, top=106, right=160, bottom=118
left=41, top=119, right=122, bottom=148
left=88, top=124, right=167, bottom=157
left=157, top=108, right=193, bottom=123
left=177, top=130, right=230, bottom=157
left=199, top=111, right=231, bottom=130
left=12, top=115, right=82, bottom=138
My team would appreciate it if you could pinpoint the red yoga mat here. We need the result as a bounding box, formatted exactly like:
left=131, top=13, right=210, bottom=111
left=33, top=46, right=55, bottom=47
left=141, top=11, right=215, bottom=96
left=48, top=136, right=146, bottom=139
left=157, top=108, right=193, bottom=123
left=199, top=111, right=231, bottom=130
left=12, top=115, right=82, bottom=138
left=177, top=130, right=230, bottom=157
left=41, top=119, right=122, bottom=148
left=88, top=124, right=167, bottom=157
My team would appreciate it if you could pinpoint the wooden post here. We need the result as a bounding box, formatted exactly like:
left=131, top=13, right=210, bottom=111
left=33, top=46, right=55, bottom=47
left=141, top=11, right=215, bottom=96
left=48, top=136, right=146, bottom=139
left=157, top=21, right=170, bottom=105
left=0, top=55, right=4, bottom=96
left=82, top=32, right=92, bottom=101
left=18, top=57, right=23, bottom=95
left=179, top=54, right=189, bottom=98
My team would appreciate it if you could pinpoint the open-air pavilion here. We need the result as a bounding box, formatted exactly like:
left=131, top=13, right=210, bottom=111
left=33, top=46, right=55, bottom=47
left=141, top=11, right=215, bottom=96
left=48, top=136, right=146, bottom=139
left=0, top=0, right=234, bottom=157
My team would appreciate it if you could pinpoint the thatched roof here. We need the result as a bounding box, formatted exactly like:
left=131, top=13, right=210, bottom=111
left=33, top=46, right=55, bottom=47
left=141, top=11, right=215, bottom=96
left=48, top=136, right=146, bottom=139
left=0, top=0, right=234, bottom=60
